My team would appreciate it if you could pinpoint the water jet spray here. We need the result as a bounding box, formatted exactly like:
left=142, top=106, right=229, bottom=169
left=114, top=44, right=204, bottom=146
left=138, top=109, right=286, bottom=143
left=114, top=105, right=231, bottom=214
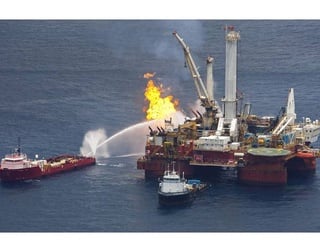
left=80, top=111, right=186, bottom=160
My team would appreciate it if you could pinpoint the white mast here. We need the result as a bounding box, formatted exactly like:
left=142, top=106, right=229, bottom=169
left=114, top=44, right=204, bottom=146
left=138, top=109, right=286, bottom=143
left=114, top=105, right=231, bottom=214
left=286, top=88, right=296, bottom=126
left=272, top=88, right=296, bottom=136
left=223, top=27, right=240, bottom=120
left=206, top=56, right=214, bottom=102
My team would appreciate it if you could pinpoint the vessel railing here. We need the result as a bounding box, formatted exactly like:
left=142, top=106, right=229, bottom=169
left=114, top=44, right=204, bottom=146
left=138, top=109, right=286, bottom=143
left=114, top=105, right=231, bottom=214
left=4, top=153, right=27, bottom=160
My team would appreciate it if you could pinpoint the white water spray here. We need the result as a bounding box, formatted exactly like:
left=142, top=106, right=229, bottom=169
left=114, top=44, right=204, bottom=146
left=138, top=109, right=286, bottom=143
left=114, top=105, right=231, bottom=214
left=80, top=128, right=109, bottom=158
left=80, top=111, right=186, bottom=160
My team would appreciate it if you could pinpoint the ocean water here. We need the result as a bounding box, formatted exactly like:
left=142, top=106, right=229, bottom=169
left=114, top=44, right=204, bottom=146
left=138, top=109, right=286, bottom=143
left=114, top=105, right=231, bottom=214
left=0, top=20, right=320, bottom=233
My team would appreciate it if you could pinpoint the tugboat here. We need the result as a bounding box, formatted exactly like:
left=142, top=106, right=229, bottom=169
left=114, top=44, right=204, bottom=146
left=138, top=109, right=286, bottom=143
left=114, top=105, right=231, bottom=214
left=158, top=163, right=193, bottom=206
left=0, top=140, right=96, bottom=182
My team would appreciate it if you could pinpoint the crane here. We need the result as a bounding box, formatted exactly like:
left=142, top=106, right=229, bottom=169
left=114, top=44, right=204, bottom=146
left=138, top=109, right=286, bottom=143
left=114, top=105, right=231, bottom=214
left=173, top=31, right=213, bottom=109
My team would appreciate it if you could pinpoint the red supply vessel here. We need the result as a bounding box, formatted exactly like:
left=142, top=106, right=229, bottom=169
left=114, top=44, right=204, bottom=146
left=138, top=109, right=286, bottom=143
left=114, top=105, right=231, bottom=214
left=0, top=146, right=95, bottom=182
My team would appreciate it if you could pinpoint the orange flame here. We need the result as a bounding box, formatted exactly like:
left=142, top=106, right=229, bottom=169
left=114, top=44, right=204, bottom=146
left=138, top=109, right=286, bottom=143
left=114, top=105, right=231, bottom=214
left=143, top=73, right=179, bottom=120
left=143, top=72, right=156, bottom=79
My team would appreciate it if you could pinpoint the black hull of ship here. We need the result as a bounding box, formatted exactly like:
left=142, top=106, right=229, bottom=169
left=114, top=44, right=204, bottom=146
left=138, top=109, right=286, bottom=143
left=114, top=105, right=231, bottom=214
left=158, top=191, right=193, bottom=206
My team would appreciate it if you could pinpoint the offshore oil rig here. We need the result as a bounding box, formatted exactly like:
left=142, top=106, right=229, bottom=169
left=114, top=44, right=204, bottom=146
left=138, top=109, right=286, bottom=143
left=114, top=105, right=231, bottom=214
left=137, top=26, right=320, bottom=185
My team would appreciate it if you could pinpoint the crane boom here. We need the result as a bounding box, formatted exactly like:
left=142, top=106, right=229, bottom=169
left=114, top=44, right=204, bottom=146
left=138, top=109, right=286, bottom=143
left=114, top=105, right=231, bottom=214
left=173, top=32, right=210, bottom=103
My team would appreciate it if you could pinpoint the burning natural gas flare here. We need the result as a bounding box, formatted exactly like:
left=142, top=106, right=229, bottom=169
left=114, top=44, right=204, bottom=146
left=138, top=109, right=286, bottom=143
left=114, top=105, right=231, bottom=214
left=143, top=72, right=156, bottom=79
left=143, top=73, right=179, bottom=120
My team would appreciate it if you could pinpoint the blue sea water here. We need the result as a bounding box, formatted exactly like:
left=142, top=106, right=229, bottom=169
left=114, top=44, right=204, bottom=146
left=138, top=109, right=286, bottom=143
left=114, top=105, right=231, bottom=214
left=0, top=20, right=320, bottom=233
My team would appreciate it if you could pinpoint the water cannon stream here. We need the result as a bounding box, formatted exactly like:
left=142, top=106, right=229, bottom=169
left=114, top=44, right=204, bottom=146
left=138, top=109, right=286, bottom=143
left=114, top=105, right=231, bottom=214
left=80, top=111, right=186, bottom=160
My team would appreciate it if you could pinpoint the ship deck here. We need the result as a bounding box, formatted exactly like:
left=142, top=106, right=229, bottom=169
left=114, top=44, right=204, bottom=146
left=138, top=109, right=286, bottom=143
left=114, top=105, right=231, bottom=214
left=248, top=147, right=291, bottom=157
left=189, top=161, right=238, bottom=168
